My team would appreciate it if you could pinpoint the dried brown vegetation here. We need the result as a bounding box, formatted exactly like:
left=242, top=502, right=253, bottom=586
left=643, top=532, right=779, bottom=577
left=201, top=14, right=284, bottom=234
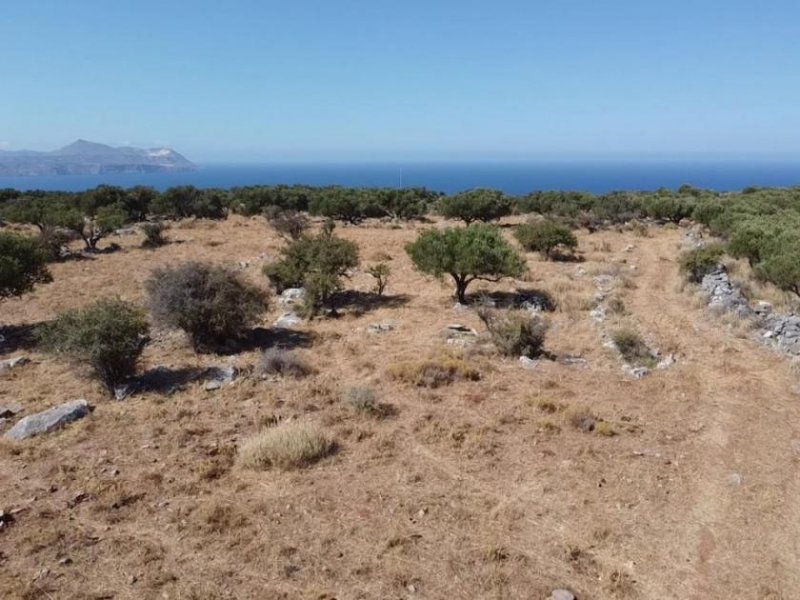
left=1, top=216, right=799, bottom=599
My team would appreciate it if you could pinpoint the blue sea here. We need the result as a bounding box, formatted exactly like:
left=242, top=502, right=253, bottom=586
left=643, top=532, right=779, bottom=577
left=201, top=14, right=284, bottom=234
left=1, top=160, right=799, bottom=194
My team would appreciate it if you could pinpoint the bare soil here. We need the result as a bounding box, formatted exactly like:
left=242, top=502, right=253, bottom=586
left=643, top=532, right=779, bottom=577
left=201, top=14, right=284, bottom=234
left=1, top=217, right=799, bottom=599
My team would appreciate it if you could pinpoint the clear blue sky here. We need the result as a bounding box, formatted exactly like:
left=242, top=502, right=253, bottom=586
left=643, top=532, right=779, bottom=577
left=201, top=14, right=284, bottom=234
left=1, top=0, right=798, bottom=162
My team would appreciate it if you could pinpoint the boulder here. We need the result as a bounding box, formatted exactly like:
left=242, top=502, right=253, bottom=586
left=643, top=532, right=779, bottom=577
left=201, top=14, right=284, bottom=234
left=274, top=312, right=302, bottom=328
left=5, top=400, right=91, bottom=441
left=204, top=365, right=237, bottom=391
left=0, top=356, right=29, bottom=373
left=519, top=356, right=538, bottom=370
left=550, top=590, right=576, bottom=600
left=367, top=320, right=397, bottom=334
left=278, top=288, right=306, bottom=307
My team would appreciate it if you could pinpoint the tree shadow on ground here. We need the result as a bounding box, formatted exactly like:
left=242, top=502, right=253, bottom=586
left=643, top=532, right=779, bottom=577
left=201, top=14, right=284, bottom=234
left=330, top=291, right=411, bottom=317
left=240, top=327, right=316, bottom=352
left=0, top=322, right=44, bottom=354
left=549, top=251, right=584, bottom=263
left=468, top=288, right=557, bottom=312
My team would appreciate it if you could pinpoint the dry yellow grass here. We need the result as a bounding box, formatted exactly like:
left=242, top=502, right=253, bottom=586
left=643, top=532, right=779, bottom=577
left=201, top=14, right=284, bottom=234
left=1, top=217, right=799, bottom=599
left=238, top=421, right=335, bottom=470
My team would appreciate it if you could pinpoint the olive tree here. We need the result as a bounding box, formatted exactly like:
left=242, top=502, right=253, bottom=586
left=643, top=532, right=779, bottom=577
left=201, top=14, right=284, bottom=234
left=405, top=224, right=525, bottom=303
left=0, top=232, right=51, bottom=297
left=438, top=189, right=513, bottom=225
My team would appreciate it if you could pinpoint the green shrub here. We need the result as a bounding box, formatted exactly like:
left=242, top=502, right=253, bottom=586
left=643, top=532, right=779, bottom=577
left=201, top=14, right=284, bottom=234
left=438, top=189, right=513, bottom=224
left=367, top=262, right=391, bottom=295
left=679, top=244, right=724, bottom=283
left=309, top=187, right=365, bottom=224
left=343, top=386, right=393, bottom=418
left=727, top=216, right=784, bottom=266
left=756, top=248, right=800, bottom=298
left=514, top=220, right=578, bottom=259
left=263, top=221, right=359, bottom=315
left=38, top=298, right=148, bottom=393
left=147, top=262, right=268, bottom=351
left=0, top=232, right=51, bottom=297
left=611, top=328, right=655, bottom=367
left=406, top=224, right=525, bottom=303
left=477, top=308, right=548, bottom=358
left=141, top=221, right=168, bottom=248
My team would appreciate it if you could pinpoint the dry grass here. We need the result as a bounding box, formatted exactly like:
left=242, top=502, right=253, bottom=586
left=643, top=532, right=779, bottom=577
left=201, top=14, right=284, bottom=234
left=237, top=421, right=335, bottom=470
left=0, top=217, right=798, bottom=599
left=387, top=353, right=481, bottom=387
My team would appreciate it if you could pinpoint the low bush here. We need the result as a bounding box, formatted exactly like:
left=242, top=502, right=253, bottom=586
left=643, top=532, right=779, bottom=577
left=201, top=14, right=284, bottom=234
left=514, top=220, right=578, bottom=260
left=38, top=297, right=148, bottom=393
left=477, top=308, right=548, bottom=358
left=237, top=421, right=335, bottom=470
left=367, top=262, right=391, bottom=296
left=387, top=355, right=481, bottom=388
left=679, top=244, right=724, bottom=283
left=343, top=386, right=393, bottom=418
left=264, top=207, right=309, bottom=240
left=0, top=232, right=51, bottom=297
left=255, top=348, right=313, bottom=378
left=147, top=262, right=268, bottom=351
left=611, top=328, right=655, bottom=367
left=141, top=221, right=168, bottom=248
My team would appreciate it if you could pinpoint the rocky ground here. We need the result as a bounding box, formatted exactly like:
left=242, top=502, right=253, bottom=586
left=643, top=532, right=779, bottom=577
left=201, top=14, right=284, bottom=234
left=1, top=217, right=799, bottom=599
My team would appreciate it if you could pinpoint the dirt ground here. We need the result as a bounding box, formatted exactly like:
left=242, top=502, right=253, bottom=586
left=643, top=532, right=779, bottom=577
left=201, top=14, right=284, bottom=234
left=1, top=216, right=799, bottom=599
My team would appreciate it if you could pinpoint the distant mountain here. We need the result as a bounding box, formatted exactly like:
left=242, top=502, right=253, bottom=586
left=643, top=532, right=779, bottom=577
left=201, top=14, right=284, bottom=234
left=0, top=139, right=196, bottom=176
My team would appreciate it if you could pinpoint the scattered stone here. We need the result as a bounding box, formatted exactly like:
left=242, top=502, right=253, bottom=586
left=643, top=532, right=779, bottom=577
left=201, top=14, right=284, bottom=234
left=550, top=590, right=576, bottom=600
left=755, top=301, right=773, bottom=315
left=114, top=227, right=138, bottom=236
left=623, top=365, right=650, bottom=379
left=519, top=356, right=538, bottom=370
left=623, top=244, right=635, bottom=252
left=58, top=557, right=73, bottom=566
left=761, top=314, right=800, bottom=355
left=589, top=307, right=606, bottom=323
left=0, top=402, right=23, bottom=418
left=367, top=320, right=397, bottom=334
left=278, top=287, right=306, bottom=307
left=274, top=312, right=302, bottom=328
left=204, top=365, right=237, bottom=391
left=593, top=274, right=615, bottom=290
left=559, top=356, right=588, bottom=367
left=656, top=354, right=676, bottom=370
left=727, top=473, right=742, bottom=487
left=0, top=356, right=29, bottom=373
left=5, top=400, right=91, bottom=441
left=452, top=302, right=470, bottom=311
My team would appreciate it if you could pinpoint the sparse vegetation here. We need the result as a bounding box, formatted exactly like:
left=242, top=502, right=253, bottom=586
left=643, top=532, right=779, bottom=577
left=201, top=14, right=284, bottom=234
left=263, top=220, right=359, bottom=315
left=367, top=262, right=391, bottom=296
left=141, top=221, right=168, bottom=248
left=343, top=385, right=393, bottom=418
left=147, top=262, right=268, bottom=351
left=611, top=327, right=655, bottom=367
left=388, top=355, right=481, bottom=387
left=255, top=348, right=313, bottom=378
left=38, top=297, right=148, bottom=393
left=477, top=308, right=548, bottom=358
left=238, top=421, right=335, bottom=470
left=264, top=207, right=309, bottom=240
left=679, top=244, right=724, bottom=283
